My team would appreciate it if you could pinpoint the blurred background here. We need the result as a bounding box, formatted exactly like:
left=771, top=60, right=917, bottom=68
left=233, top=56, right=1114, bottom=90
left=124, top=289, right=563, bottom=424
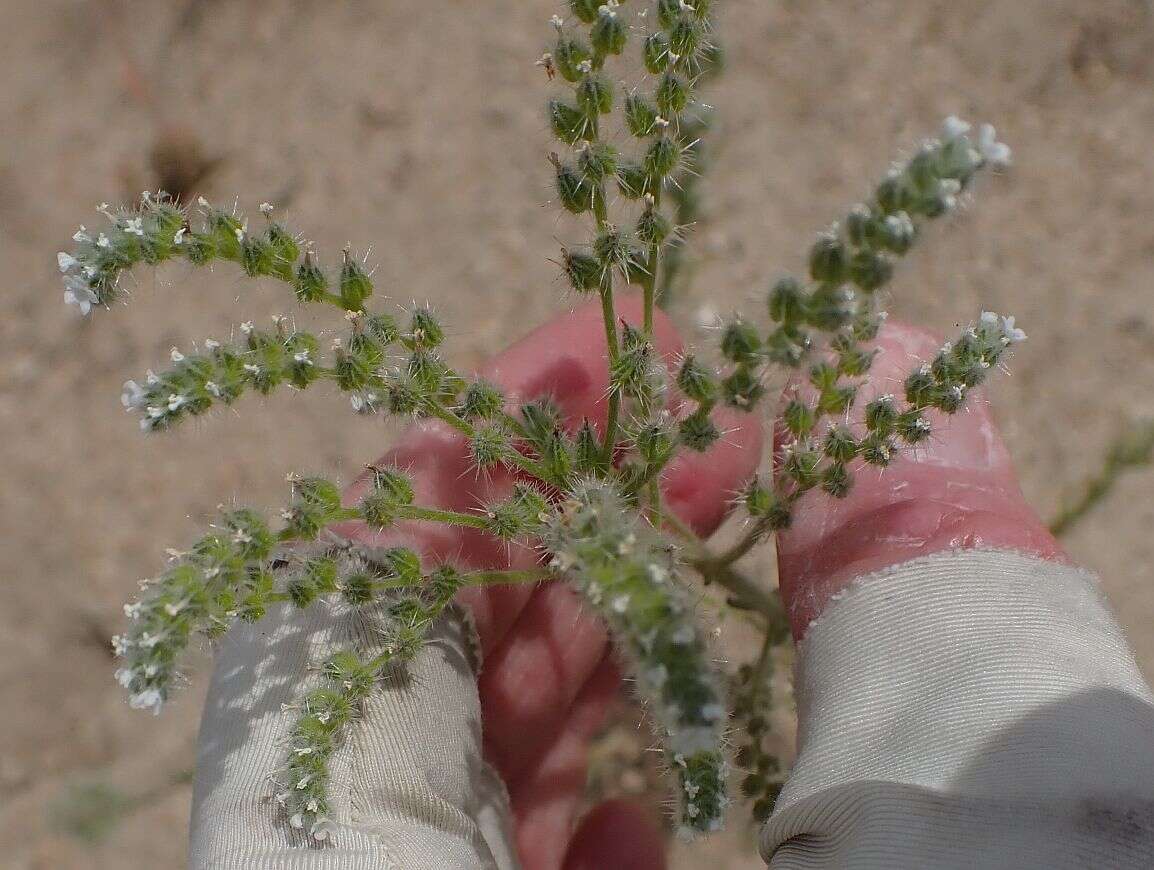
left=3, top=0, right=1154, bottom=866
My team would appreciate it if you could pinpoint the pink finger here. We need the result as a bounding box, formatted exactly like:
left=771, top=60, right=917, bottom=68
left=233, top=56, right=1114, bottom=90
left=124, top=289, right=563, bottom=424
left=505, top=655, right=622, bottom=870
left=478, top=579, right=610, bottom=781
left=562, top=800, right=666, bottom=870
left=776, top=321, right=1066, bottom=641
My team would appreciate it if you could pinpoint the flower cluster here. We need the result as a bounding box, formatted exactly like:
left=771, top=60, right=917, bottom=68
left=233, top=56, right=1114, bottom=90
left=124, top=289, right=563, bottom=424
left=546, top=479, right=728, bottom=836
left=272, top=545, right=468, bottom=838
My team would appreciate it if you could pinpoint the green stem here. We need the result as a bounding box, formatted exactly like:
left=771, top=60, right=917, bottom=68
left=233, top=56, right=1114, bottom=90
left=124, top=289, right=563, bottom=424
left=598, top=278, right=621, bottom=462
left=640, top=188, right=663, bottom=336
left=423, top=400, right=552, bottom=481
left=394, top=506, right=489, bottom=529
left=461, top=567, right=556, bottom=587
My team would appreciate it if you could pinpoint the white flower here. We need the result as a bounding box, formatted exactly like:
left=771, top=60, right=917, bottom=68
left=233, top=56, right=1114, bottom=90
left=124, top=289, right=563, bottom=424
left=240, top=321, right=255, bottom=335
left=197, top=196, right=210, bottom=208
left=980, top=310, right=998, bottom=325
left=243, top=363, right=261, bottom=375
left=145, top=369, right=160, bottom=385
left=977, top=123, right=1012, bottom=167
left=129, top=688, right=164, bottom=714
left=293, top=350, right=312, bottom=365
left=941, top=115, right=971, bottom=139
left=234, top=226, right=246, bottom=243
left=167, top=393, right=186, bottom=412
left=611, top=594, right=631, bottom=614
left=163, top=600, right=186, bottom=617
left=259, top=202, right=274, bottom=215
left=58, top=252, right=78, bottom=273
left=1001, top=315, right=1026, bottom=344
left=173, top=227, right=188, bottom=245
left=170, top=347, right=185, bottom=363
left=73, top=226, right=91, bottom=243
left=63, top=275, right=98, bottom=315
left=310, top=818, right=336, bottom=841
left=204, top=338, right=221, bottom=351
left=205, top=381, right=222, bottom=398
left=550, top=14, right=564, bottom=27
left=97, top=233, right=110, bottom=248
left=124, top=217, right=145, bottom=236
left=288, top=813, right=304, bottom=829
left=115, top=667, right=135, bottom=688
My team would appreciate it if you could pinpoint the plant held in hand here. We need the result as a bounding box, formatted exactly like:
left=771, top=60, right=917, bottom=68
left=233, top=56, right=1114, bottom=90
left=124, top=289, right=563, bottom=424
left=63, top=0, right=1021, bottom=843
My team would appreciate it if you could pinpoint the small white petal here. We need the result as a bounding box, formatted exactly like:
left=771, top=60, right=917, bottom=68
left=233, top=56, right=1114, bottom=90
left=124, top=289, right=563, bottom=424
left=941, top=115, right=971, bottom=139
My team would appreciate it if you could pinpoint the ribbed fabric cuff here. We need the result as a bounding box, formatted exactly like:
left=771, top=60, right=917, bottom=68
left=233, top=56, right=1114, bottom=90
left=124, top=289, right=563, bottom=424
left=761, top=549, right=1154, bottom=869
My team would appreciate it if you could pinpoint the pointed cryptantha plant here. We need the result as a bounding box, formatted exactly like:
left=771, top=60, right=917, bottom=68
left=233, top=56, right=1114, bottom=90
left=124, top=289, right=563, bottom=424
left=64, top=0, right=1023, bottom=843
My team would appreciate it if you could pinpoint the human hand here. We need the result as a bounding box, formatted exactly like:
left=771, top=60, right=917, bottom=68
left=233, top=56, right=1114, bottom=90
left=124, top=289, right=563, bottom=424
left=774, top=321, right=1065, bottom=641
left=342, top=294, right=762, bottom=870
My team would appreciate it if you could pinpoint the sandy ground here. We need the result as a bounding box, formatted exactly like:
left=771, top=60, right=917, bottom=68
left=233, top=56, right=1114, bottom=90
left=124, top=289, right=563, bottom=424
left=2, top=0, right=1153, bottom=866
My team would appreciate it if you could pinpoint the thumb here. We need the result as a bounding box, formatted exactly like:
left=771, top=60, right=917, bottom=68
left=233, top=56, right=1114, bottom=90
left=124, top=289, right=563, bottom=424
left=775, top=321, right=1066, bottom=641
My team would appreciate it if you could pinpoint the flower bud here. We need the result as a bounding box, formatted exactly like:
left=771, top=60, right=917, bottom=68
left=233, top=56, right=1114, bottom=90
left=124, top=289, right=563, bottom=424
left=745, top=479, right=792, bottom=529
left=616, top=162, right=650, bottom=199
left=338, top=251, right=373, bottom=311
left=562, top=247, right=603, bottom=292
left=896, top=409, right=931, bottom=444
left=578, top=141, right=618, bottom=183
left=782, top=398, right=815, bottom=437
left=645, top=136, right=680, bottom=179
left=668, top=14, right=702, bottom=58
left=656, top=73, right=689, bottom=117
left=575, top=419, right=605, bottom=471
left=809, top=232, right=848, bottom=284
left=821, top=461, right=852, bottom=498
left=657, top=0, right=681, bottom=29
left=859, top=433, right=896, bottom=466
left=460, top=380, right=504, bottom=420
left=568, top=0, right=600, bottom=24
left=849, top=248, right=893, bottom=293
left=367, top=466, right=415, bottom=505
left=635, top=206, right=673, bottom=245
left=721, top=365, right=765, bottom=409
left=285, top=332, right=321, bottom=389
left=720, top=318, right=762, bottom=363
left=768, top=276, right=805, bottom=325
left=549, top=99, right=588, bottom=144
left=406, top=306, right=445, bottom=349
left=554, top=36, right=592, bottom=82
left=679, top=408, right=720, bottom=451
left=591, top=6, right=627, bottom=56
left=864, top=394, right=897, bottom=435
left=783, top=445, right=821, bottom=489
left=241, top=235, right=276, bottom=278
left=625, top=93, right=659, bottom=137
left=643, top=32, right=671, bottom=73
left=576, top=73, right=613, bottom=117
left=676, top=355, right=717, bottom=403
left=294, top=252, right=328, bottom=303
left=469, top=424, right=509, bottom=469
left=554, top=157, right=596, bottom=213
left=822, top=424, right=857, bottom=462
